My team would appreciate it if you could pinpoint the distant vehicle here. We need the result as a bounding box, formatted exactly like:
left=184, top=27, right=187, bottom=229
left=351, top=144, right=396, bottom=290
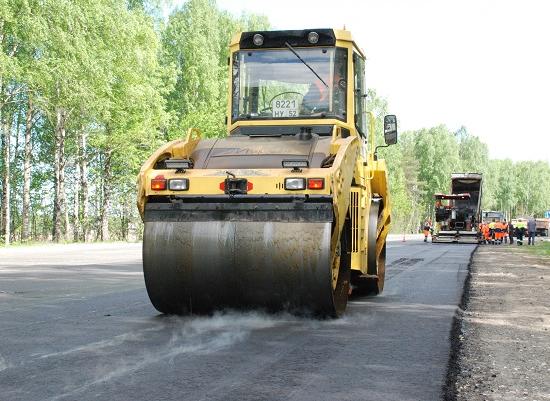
left=511, top=217, right=527, bottom=227
left=432, top=173, right=483, bottom=244
left=535, top=218, right=550, bottom=236
left=512, top=217, right=549, bottom=237
left=482, top=210, right=505, bottom=223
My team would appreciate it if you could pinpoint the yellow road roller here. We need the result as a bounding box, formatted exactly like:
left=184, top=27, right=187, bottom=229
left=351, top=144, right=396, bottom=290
left=137, top=29, right=398, bottom=317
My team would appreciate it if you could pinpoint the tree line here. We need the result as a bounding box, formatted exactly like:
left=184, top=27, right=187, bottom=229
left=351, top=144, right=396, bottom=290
left=379, top=124, right=550, bottom=233
left=1, top=0, right=548, bottom=245
left=0, top=0, right=267, bottom=245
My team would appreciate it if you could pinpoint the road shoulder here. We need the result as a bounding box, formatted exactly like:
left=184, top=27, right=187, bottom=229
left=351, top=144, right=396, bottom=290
left=447, top=243, right=550, bottom=400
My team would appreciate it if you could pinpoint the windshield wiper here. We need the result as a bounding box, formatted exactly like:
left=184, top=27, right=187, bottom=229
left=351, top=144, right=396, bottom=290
left=284, top=42, right=328, bottom=88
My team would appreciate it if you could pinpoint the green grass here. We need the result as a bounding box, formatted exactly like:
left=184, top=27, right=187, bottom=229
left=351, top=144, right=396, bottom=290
left=521, top=240, right=550, bottom=256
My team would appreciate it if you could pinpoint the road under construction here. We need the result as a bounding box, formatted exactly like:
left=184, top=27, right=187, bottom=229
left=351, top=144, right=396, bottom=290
left=0, top=238, right=473, bottom=401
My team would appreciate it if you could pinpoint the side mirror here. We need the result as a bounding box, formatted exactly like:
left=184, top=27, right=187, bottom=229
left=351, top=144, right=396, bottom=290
left=384, top=114, right=398, bottom=145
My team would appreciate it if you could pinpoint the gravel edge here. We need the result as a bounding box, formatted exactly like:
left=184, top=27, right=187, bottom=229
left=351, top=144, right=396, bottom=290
left=442, top=245, right=477, bottom=401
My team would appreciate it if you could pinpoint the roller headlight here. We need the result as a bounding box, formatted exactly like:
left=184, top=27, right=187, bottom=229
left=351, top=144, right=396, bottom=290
left=284, top=178, right=306, bottom=190
left=168, top=178, right=189, bottom=191
left=308, top=31, right=319, bottom=44
left=253, top=34, right=264, bottom=46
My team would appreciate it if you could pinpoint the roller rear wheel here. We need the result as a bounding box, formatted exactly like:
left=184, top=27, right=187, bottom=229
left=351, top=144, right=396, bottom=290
left=351, top=199, right=386, bottom=295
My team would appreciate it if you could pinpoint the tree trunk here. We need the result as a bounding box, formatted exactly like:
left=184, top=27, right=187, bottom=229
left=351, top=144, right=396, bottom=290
left=78, top=130, right=90, bottom=242
left=1, top=115, right=10, bottom=246
left=100, top=150, right=112, bottom=241
left=73, top=162, right=80, bottom=242
left=22, top=99, right=33, bottom=242
left=11, top=107, right=22, bottom=242
left=52, top=108, right=68, bottom=242
left=122, top=199, right=129, bottom=241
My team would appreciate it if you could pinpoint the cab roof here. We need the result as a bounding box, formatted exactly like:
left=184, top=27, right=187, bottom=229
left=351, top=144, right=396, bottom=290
left=230, top=28, right=365, bottom=58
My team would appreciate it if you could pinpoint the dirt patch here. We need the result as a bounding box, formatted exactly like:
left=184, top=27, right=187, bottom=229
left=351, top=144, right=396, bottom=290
left=447, top=244, right=550, bottom=400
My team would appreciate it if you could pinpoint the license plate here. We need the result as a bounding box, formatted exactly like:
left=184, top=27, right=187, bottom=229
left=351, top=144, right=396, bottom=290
left=272, top=99, right=298, bottom=117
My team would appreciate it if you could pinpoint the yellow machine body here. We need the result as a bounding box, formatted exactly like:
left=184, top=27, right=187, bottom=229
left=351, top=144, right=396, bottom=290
left=137, top=29, right=395, bottom=316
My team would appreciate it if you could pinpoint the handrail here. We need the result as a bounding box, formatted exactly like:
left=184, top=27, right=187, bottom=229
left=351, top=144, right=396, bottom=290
left=331, top=125, right=341, bottom=141
left=367, top=111, right=375, bottom=165
left=186, top=127, right=202, bottom=141
left=365, top=111, right=376, bottom=180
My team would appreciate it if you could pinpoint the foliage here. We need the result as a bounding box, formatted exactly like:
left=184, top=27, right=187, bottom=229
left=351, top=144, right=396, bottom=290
left=0, top=0, right=269, bottom=244
left=378, top=119, right=550, bottom=232
left=162, top=0, right=269, bottom=138
left=1, top=0, right=548, bottom=244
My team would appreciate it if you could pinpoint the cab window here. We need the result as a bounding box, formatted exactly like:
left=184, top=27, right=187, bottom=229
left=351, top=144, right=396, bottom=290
left=231, top=48, right=347, bottom=122
left=353, top=53, right=367, bottom=136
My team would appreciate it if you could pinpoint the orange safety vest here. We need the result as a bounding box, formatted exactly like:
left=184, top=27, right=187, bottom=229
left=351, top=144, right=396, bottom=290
left=313, top=80, right=328, bottom=102
left=496, top=222, right=504, bottom=239
left=483, top=224, right=491, bottom=240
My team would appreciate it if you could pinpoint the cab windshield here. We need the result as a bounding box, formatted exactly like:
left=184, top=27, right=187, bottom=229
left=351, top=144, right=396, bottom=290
left=231, top=47, right=347, bottom=122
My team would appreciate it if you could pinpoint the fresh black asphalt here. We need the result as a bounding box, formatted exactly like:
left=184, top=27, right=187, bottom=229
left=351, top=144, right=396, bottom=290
left=0, top=239, right=475, bottom=401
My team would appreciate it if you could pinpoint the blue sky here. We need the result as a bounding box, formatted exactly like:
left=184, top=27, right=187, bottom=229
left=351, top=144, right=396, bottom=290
left=168, top=0, right=550, bottom=162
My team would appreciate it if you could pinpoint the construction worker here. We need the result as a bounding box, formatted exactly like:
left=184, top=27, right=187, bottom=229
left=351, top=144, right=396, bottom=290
left=495, top=220, right=504, bottom=244
left=423, top=219, right=431, bottom=242
left=478, top=222, right=483, bottom=244
left=482, top=223, right=491, bottom=244
left=502, top=219, right=508, bottom=244
left=515, top=221, right=526, bottom=245
left=488, top=219, right=496, bottom=244
left=302, top=79, right=328, bottom=113
left=478, top=222, right=484, bottom=244
left=302, top=71, right=345, bottom=114
left=527, top=217, right=537, bottom=245
left=508, top=220, right=514, bottom=245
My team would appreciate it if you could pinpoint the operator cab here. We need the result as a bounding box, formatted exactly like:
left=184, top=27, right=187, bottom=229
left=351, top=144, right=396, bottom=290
left=231, top=30, right=347, bottom=123
left=227, top=29, right=397, bottom=151
left=228, top=29, right=364, bottom=137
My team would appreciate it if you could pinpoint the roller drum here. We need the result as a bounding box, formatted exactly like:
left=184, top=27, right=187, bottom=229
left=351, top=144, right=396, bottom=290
left=142, top=199, right=347, bottom=316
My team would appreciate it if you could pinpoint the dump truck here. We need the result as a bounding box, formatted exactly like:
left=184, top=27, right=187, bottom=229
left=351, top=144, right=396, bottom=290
left=136, top=29, right=397, bottom=317
left=432, top=173, right=482, bottom=244
left=513, top=217, right=550, bottom=237
left=535, top=218, right=550, bottom=237
left=482, top=210, right=505, bottom=224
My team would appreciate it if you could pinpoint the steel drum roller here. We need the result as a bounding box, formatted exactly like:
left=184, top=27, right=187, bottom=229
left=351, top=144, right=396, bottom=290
left=142, top=199, right=348, bottom=316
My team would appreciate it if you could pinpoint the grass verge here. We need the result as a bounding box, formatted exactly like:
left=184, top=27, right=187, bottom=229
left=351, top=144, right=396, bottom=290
left=519, top=240, right=550, bottom=256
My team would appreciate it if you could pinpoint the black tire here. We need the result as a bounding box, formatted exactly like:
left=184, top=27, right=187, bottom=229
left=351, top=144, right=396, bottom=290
left=331, top=219, right=351, bottom=317
left=362, top=243, right=386, bottom=295
left=351, top=200, right=386, bottom=296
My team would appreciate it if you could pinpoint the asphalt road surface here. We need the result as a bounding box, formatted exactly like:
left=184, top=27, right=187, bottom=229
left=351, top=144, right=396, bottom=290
left=0, top=237, right=475, bottom=401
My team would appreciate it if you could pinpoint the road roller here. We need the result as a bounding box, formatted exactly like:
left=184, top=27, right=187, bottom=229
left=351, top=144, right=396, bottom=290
left=137, top=28, right=398, bottom=317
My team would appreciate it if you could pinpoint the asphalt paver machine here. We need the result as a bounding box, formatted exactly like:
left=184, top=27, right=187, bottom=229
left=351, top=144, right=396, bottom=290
left=432, top=173, right=482, bottom=244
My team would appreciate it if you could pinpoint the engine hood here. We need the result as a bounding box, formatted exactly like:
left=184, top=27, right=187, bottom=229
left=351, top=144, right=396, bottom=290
left=190, top=135, right=331, bottom=169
